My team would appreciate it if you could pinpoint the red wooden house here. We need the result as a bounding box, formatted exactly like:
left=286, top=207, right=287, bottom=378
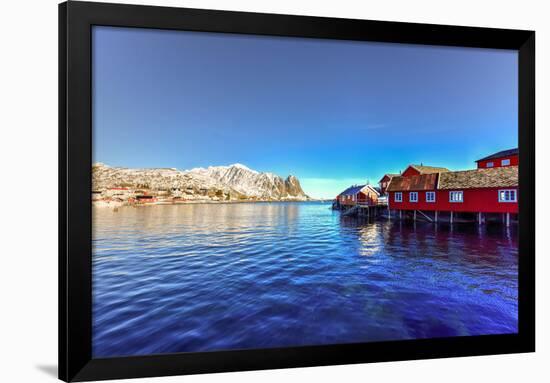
left=436, top=167, right=518, bottom=214
left=337, top=185, right=380, bottom=207
left=387, top=165, right=518, bottom=224
left=476, top=148, right=518, bottom=169
left=378, top=166, right=448, bottom=205
left=386, top=172, right=439, bottom=211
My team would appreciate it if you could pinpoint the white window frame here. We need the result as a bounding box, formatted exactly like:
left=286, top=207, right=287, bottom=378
left=498, top=189, right=517, bottom=203
left=449, top=191, right=463, bottom=203
left=394, top=192, right=403, bottom=202
left=409, top=192, right=418, bottom=203
left=501, top=159, right=511, bottom=166
left=486, top=162, right=494, bottom=168
left=426, top=191, right=436, bottom=202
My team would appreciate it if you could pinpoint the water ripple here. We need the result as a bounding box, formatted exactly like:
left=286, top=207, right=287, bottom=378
left=92, top=202, right=518, bottom=357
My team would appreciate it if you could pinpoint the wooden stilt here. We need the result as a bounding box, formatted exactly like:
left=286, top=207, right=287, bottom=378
left=478, top=212, right=482, bottom=225
left=417, top=210, right=432, bottom=222
left=450, top=211, right=454, bottom=224
left=399, top=210, right=402, bottom=220
left=413, top=210, right=416, bottom=221
left=506, top=212, right=510, bottom=227
left=434, top=211, right=438, bottom=223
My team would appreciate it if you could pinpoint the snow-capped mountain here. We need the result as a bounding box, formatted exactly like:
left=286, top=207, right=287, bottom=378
left=92, top=163, right=309, bottom=201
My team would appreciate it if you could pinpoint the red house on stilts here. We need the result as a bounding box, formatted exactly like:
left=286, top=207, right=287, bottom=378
left=385, top=149, right=519, bottom=225
left=336, top=185, right=380, bottom=207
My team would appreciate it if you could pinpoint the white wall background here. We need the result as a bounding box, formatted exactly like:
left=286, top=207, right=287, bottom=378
left=0, top=0, right=547, bottom=381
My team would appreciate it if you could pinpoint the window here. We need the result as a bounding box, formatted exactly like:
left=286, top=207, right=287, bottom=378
left=409, top=192, right=418, bottom=202
left=486, top=162, right=494, bottom=168
left=499, top=189, right=517, bottom=202
left=501, top=159, right=511, bottom=166
left=426, top=191, right=436, bottom=202
left=449, top=191, right=463, bottom=203
left=395, top=192, right=403, bottom=202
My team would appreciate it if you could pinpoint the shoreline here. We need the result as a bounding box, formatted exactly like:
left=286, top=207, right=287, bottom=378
left=92, top=199, right=329, bottom=208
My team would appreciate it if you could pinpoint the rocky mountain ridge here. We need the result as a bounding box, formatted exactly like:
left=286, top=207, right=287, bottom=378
left=92, top=163, right=310, bottom=201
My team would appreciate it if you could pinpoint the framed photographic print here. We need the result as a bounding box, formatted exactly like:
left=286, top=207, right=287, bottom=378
left=59, top=1, right=535, bottom=381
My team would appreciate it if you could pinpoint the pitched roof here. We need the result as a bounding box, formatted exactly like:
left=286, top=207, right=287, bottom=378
left=476, top=148, right=518, bottom=162
left=386, top=173, right=439, bottom=192
left=378, top=173, right=399, bottom=183
left=408, top=165, right=450, bottom=174
left=438, top=166, right=518, bottom=189
left=339, top=185, right=366, bottom=196
left=339, top=184, right=380, bottom=196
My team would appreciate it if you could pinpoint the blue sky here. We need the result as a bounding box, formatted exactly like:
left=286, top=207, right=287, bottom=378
left=92, top=26, right=517, bottom=199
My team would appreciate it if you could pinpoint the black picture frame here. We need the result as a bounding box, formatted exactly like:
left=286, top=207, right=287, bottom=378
left=59, top=1, right=535, bottom=381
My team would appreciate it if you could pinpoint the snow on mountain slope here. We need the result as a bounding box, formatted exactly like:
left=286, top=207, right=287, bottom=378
left=92, top=163, right=309, bottom=201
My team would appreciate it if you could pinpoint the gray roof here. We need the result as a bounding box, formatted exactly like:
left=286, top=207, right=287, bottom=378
left=340, top=185, right=366, bottom=196
left=476, top=148, right=518, bottom=162
left=438, top=166, right=518, bottom=189
left=339, top=185, right=379, bottom=196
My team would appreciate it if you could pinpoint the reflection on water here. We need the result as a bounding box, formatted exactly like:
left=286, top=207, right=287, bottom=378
left=92, top=202, right=518, bottom=357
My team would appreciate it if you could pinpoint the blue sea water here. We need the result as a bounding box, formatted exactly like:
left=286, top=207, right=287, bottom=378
left=92, top=202, right=518, bottom=357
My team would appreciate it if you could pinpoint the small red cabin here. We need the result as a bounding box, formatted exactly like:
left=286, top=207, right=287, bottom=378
left=337, top=185, right=380, bottom=206
left=476, top=148, right=518, bottom=169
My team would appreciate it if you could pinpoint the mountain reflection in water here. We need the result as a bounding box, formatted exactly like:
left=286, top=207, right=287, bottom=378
left=92, top=202, right=518, bottom=357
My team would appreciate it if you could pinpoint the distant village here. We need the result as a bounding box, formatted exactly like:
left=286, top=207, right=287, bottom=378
left=91, top=163, right=310, bottom=208
left=93, top=187, right=167, bottom=208
left=92, top=187, right=308, bottom=208
left=333, top=148, right=519, bottom=226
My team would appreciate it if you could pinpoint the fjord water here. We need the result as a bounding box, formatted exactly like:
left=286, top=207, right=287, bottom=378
left=92, top=202, right=518, bottom=357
